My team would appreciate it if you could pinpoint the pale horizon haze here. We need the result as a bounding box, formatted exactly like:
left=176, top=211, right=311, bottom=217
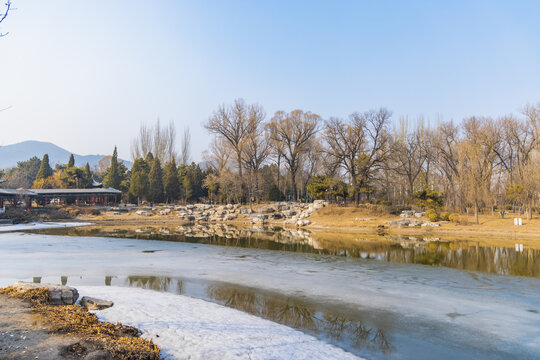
left=1, top=0, right=539, bottom=161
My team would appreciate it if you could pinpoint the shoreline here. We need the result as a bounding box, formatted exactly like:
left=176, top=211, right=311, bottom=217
left=0, top=285, right=160, bottom=360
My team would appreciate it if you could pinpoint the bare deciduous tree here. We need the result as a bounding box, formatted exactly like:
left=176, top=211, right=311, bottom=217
left=180, top=126, right=191, bottom=165
left=267, top=109, right=320, bottom=200
left=457, top=117, right=501, bottom=224
left=205, top=99, right=265, bottom=178
left=131, top=120, right=182, bottom=164
left=391, top=118, right=429, bottom=200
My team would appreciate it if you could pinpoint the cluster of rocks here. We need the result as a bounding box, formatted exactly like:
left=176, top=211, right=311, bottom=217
left=400, top=210, right=426, bottom=218
left=133, top=200, right=328, bottom=227
left=385, top=209, right=440, bottom=228
left=10, top=281, right=113, bottom=310
left=386, top=218, right=440, bottom=227
left=135, top=223, right=324, bottom=249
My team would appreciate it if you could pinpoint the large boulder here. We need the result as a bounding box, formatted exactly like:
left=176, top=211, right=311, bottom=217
left=11, top=281, right=79, bottom=305
left=80, top=296, right=114, bottom=310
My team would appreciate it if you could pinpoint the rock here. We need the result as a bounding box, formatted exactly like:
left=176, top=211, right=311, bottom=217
left=224, top=214, right=237, bottom=220
left=297, top=219, right=311, bottom=227
left=11, top=281, right=79, bottom=305
left=135, top=210, right=150, bottom=216
left=271, top=212, right=284, bottom=219
left=414, top=212, right=426, bottom=218
left=421, top=222, right=441, bottom=227
left=400, top=210, right=415, bottom=218
left=282, top=210, right=297, bottom=218
left=80, top=296, right=114, bottom=310
left=386, top=219, right=411, bottom=227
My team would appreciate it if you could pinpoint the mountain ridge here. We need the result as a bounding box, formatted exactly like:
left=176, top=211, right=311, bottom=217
left=0, top=140, right=132, bottom=170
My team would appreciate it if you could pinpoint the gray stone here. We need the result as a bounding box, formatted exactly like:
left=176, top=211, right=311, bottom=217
left=80, top=296, right=114, bottom=310
left=11, top=281, right=79, bottom=305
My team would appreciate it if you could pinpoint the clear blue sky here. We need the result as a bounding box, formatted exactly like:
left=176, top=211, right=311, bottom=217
left=1, top=0, right=539, bottom=161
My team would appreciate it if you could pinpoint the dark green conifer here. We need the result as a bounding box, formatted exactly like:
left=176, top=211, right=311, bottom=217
left=128, top=158, right=149, bottom=204
left=148, top=158, right=164, bottom=203
left=103, top=147, right=121, bottom=189
left=164, top=159, right=181, bottom=203
left=35, top=154, right=53, bottom=180
left=67, top=154, right=75, bottom=168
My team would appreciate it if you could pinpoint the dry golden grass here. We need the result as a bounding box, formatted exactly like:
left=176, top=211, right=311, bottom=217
left=0, top=286, right=161, bottom=360
left=307, top=204, right=540, bottom=245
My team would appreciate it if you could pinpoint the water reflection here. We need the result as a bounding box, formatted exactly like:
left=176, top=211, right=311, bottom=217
left=205, top=283, right=394, bottom=354
left=119, top=274, right=393, bottom=356
left=34, top=224, right=540, bottom=278
left=126, top=275, right=183, bottom=294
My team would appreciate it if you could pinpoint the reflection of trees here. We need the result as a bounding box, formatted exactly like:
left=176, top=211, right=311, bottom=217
left=126, top=276, right=173, bottom=292
left=206, top=284, right=392, bottom=354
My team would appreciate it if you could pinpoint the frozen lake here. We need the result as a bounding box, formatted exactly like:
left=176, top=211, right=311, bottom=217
left=0, top=226, right=539, bottom=359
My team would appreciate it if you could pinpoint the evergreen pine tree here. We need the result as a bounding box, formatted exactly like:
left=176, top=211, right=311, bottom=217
left=36, top=154, right=53, bottom=180
left=148, top=158, right=164, bottom=203
left=67, top=154, right=75, bottom=168
left=128, top=158, right=149, bottom=204
left=164, top=159, right=181, bottom=203
left=82, top=163, right=93, bottom=188
left=145, top=152, right=154, bottom=163
left=103, top=147, right=121, bottom=189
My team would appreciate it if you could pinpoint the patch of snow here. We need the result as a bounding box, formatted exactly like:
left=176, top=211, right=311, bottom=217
left=79, top=286, right=362, bottom=360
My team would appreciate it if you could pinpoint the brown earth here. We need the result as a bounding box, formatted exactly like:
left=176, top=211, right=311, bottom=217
left=0, top=294, right=108, bottom=359
left=0, top=287, right=161, bottom=360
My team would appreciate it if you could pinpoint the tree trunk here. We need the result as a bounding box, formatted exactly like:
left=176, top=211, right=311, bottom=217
left=291, top=171, right=297, bottom=201
left=276, top=154, right=281, bottom=195
left=237, top=151, right=243, bottom=177
left=474, top=201, right=479, bottom=224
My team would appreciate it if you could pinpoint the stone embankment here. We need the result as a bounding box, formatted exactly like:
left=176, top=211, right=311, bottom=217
left=132, top=200, right=328, bottom=227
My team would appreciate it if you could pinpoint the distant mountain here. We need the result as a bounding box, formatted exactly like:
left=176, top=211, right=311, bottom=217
left=0, top=141, right=132, bottom=170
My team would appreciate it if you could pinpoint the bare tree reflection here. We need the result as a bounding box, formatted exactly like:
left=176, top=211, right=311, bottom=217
left=206, top=283, right=393, bottom=354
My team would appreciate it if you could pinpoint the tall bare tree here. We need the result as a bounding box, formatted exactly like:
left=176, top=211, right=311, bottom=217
left=242, top=130, right=271, bottom=201
left=457, top=117, right=501, bottom=224
left=267, top=109, right=320, bottom=200
left=180, top=126, right=191, bottom=165
left=131, top=119, right=179, bottom=164
left=392, top=118, right=429, bottom=200
left=324, top=115, right=365, bottom=205
left=205, top=99, right=265, bottom=178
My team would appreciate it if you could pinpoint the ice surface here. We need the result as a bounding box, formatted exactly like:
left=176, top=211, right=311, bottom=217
left=0, top=233, right=539, bottom=359
left=0, top=222, right=91, bottom=232
left=78, top=286, right=362, bottom=360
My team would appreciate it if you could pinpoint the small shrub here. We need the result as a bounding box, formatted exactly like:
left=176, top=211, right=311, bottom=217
left=425, top=209, right=439, bottom=222
left=440, top=212, right=450, bottom=221
left=80, top=208, right=101, bottom=216
left=389, top=206, right=411, bottom=216
left=448, top=213, right=461, bottom=223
